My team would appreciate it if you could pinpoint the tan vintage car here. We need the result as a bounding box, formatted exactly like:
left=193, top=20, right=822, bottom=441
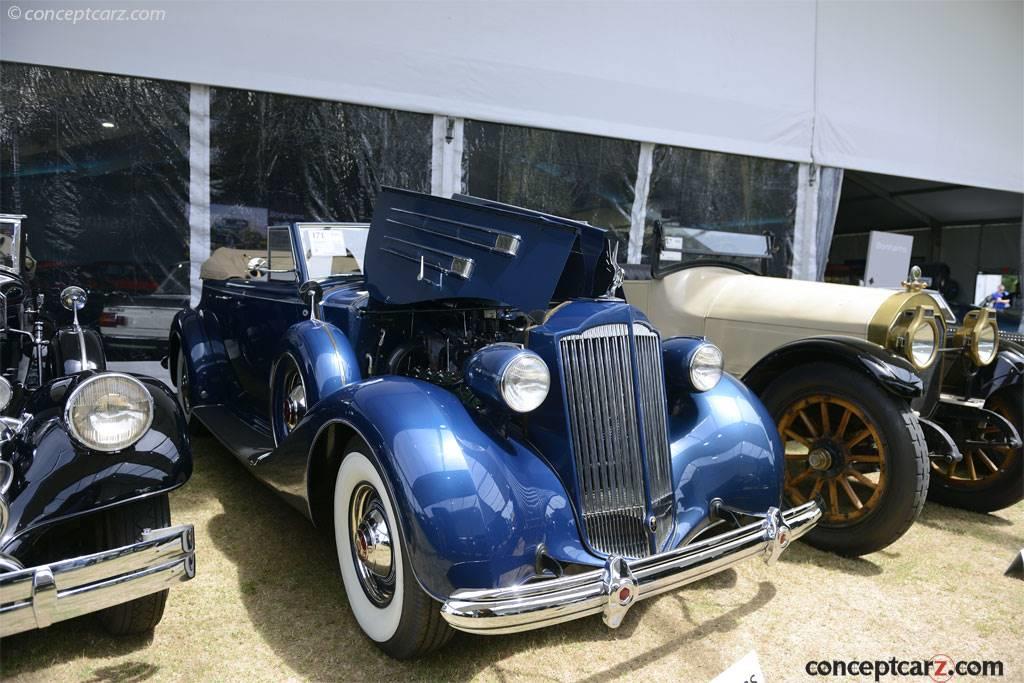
left=624, top=227, right=1021, bottom=557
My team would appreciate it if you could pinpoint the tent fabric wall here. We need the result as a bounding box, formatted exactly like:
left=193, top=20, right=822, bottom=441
left=0, top=1, right=817, bottom=164
left=813, top=1, right=1023, bottom=193
left=3, top=1, right=1017, bottom=191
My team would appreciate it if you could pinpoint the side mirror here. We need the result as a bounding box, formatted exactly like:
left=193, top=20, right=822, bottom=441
left=299, top=280, right=323, bottom=321
left=247, top=257, right=268, bottom=278
left=60, top=285, right=87, bottom=312
left=60, top=285, right=87, bottom=328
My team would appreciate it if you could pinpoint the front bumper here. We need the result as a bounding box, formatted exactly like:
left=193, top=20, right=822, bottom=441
left=441, top=501, right=820, bottom=635
left=0, top=524, right=195, bottom=637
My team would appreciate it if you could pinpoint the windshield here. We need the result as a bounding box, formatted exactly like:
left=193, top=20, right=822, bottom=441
left=0, top=217, right=22, bottom=273
left=654, top=222, right=774, bottom=275
left=296, top=224, right=369, bottom=280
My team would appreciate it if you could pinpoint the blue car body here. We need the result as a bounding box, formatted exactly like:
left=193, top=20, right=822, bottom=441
left=171, top=189, right=796, bottom=603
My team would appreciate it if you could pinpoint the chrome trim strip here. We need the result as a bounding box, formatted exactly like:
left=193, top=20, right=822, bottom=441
left=386, top=216, right=520, bottom=257
left=380, top=236, right=475, bottom=280
left=0, top=524, right=195, bottom=637
left=441, top=502, right=820, bottom=635
left=388, top=208, right=522, bottom=256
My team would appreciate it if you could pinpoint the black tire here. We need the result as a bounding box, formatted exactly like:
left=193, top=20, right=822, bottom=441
left=333, top=437, right=452, bottom=659
left=928, top=388, right=1024, bottom=512
left=761, top=362, right=929, bottom=556
left=95, top=495, right=171, bottom=635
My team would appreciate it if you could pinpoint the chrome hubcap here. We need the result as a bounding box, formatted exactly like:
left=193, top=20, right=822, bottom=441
left=349, top=483, right=395, bottom=606
left=282, top=370, right=306, bottom=432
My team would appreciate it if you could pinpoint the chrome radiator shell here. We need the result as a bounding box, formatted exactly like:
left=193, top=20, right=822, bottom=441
left=559, top=322, right=673, bottom=558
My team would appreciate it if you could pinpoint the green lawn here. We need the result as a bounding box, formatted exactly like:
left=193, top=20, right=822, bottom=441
left=3, top=432, right=1022, bottom=682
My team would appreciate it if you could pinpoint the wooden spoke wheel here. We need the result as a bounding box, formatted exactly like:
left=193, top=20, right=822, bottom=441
left=928, top=389, right=1024, bottom=512
left=778, top=395, right=887, bottom=526
left=761, top=362, right=928, bottom=556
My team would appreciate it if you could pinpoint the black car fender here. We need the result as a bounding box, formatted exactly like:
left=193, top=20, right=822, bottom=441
left=0, top=373, right=191, bottom=557
left=742, top=335, right=923, bottom=400
left=46, top=327, right=107, bottom=375
left=976, top=345, right=1024, bottom=400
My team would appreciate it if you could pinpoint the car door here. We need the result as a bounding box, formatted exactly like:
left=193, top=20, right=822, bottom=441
left=233, top=226, right=307, bottom=419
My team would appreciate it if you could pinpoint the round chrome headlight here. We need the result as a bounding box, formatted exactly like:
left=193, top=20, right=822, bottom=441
left=690, top=343, right=723, bottom=392
left=976, top=322, right=998, bottom=365
left=0, top=377, right=11, bottom=412
left=65, top=374, right=153, bottom=452
left=500, top=352, right=551, bottom=413
left=910, top=322, right=937, bottom=368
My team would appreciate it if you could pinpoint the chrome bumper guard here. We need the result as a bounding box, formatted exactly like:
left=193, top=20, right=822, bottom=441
left=0, top=524, right=195, bottom=637
left=441, top=501, right=820, bottom=635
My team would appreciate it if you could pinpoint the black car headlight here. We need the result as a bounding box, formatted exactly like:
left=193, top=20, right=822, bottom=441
left=465, top=344, right=550, bottom=413
left=65, top=373, right=154, bottom=452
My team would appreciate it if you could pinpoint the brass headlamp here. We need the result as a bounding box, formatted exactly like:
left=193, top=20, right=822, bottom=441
left=886, top=304, right=941, bottom=370
left=954, top=307, right=999, bottom=366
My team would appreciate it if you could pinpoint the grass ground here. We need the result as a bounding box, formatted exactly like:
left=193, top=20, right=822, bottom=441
left=2, top=431, right=1022, bottom=682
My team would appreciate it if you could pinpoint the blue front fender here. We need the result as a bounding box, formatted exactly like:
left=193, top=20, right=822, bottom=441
left=264, top=372, right=784, bottom=600
left=665, top=373, right=784, bottom=547
left=263, top=376, right=589, bottom=601
left=170, top=307, right=235, bottom=406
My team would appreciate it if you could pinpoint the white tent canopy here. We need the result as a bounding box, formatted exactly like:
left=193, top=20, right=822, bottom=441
left=1, top=0, right=1021, bottom=192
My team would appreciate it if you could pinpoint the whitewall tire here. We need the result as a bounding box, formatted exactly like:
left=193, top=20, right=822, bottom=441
left=332, top=439, right=452, bottom=659
left=334, top=450, right=404, bottom=642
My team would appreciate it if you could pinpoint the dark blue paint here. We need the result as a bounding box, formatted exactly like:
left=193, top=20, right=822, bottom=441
left=1, top=373, right=191, bottom=556
left=365, top=188, right=585, bottom=311
left=177, top=193, right=787, bottom=601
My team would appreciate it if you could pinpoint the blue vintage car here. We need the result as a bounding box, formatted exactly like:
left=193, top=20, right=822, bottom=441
left=170, top=189, right=821, bottom=658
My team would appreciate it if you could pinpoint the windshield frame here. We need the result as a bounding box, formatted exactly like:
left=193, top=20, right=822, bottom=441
left=292, top=222, right=370, bottom=282
left=0, top=214, right=26, bottom=276
left=650, top=220, right=775, bottom=279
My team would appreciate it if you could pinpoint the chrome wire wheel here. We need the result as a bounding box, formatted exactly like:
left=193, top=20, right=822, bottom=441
left=280, top=361, right=307, bottom=435
left=348, top=482, right=396, bottom=607
left=779, top=394, right=887, bottom=526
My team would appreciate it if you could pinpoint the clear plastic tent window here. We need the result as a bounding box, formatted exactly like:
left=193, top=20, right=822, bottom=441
left=462, top=121, right=640, bottom=246
left=644, top=145, right=799, bottom=276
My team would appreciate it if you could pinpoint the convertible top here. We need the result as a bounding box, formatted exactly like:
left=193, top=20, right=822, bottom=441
left=364, top=188, right=614, bottom=311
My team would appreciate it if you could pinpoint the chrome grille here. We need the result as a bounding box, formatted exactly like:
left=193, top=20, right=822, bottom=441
left=632, top=324, right=674, bottom=551
left=1001, top=330, right=1024, bottom=346
left=559, top=323, right=673, bottom=558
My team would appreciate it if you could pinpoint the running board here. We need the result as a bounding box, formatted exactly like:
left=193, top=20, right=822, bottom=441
left=192, top=405, right=275, bottom=465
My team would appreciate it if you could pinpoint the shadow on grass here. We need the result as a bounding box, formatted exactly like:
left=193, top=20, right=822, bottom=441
left=83, top=660, right=160, bottom=682
left=779, top=542, right=883, bottom=576
left=0, top=625, right=157, bottom=677
left=577, top=580, right=776, bottom=683
left=198, top=435, right=773, bottom=681
left=919, top=501, right=1024, bottom=549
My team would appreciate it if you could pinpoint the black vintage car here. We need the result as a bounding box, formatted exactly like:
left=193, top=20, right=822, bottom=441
left=929, top=302, right=1023, bottom=511
left=0, top=214, right=195, bottom=638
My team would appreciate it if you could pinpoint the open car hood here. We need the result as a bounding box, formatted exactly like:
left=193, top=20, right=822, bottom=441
left=364, top=188, right=615, bottom=311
